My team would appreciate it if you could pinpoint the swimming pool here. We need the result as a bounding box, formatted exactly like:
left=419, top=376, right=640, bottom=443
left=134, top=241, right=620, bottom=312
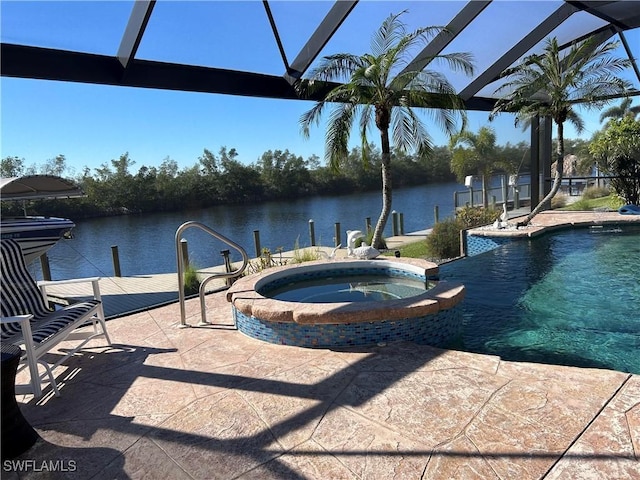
left=439, top=225, right=640, bottom=374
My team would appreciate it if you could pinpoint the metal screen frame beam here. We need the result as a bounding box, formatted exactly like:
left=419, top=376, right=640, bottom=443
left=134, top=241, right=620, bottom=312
left=117, top=0, right=155, bottom=71
left=460, top=2, right=579, bottom=101
left=284, top=0, right=358, bottom=84
left=1, top=44, right=301, bottom=99
left=399, top=0, right=492, bottom=76
left=1, top=43, right=500, bottom=110
left=619, top=30, right=640, bottom=85
left=565, top=0, right=639, bottom=30
left=263, top=1, right=290, bottom=74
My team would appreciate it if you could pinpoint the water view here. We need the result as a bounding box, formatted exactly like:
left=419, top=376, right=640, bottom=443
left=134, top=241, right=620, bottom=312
left=36, top=182, right=460, bottom=280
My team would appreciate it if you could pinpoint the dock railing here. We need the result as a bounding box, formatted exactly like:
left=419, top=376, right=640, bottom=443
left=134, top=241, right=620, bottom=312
left=454, top=181, right=531, bottom=209
left=454, top=175, right=611, bottom=210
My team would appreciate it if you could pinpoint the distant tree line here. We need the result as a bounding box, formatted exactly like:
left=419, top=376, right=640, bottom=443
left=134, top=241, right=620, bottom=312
left=2, top=141, right=533, bottom=220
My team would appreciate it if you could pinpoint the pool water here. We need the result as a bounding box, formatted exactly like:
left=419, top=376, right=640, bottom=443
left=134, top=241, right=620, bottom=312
left=263, top=274, right=429, bottom=303
left=439, top=226, right=640, bottom=374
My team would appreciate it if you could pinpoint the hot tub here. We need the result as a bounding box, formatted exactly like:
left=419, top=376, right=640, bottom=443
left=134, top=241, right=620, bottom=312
left=226, top=257, right=465, bottom=348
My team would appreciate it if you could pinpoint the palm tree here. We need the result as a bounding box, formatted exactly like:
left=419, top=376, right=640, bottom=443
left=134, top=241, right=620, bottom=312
left=490, top=36, right=632, bottom=226
left=599, top=97, right=640, bottom=124
left=297, top=10, right=474, bottom=249
left=449, top=126, right=500, bottom=208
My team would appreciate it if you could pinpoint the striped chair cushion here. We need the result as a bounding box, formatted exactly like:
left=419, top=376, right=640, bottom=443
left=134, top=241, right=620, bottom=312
left=1, top=239, right=51, bottom=319
left=0, top=300, right=101, bottom=345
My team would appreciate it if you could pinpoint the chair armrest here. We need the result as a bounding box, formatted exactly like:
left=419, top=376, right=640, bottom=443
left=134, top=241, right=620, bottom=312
left=0, top=315, right=33, bottom=325
left=38, top=277, right=101, bottom=287
left=38, top=278, right=102, bottom=303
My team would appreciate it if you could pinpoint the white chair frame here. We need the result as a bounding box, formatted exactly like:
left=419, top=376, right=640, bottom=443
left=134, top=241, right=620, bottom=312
left=1, top=240, right=111, bottom=398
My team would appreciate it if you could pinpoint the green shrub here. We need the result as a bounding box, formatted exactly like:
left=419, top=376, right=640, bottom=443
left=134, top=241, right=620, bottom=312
left=425, top=218, right=463, bottom=259
left=566, top=198, right=590, bottom=210
left=291, top=248, right=320, bottom=263
left=183, top=262, right=201, bottom=296
left=582, top=186, right=610, bottom=200
left=426, top=206, right=502, bottom=260
left=455, top=206, right=501, bottom=229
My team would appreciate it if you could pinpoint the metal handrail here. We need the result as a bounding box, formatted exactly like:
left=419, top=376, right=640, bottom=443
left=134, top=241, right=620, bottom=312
left=175, top=221, right=248, bottom=327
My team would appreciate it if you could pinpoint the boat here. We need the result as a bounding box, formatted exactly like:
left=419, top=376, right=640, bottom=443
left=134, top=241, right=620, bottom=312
left=1, top=175, right=84, bottom=264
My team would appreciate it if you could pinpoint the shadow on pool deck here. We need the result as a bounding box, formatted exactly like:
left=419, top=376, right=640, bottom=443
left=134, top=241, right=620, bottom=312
left=10, top=289, right=640, bottom=479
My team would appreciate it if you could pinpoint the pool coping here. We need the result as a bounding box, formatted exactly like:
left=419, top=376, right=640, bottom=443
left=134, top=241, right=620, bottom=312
left=226, top=257, right=465, bottom=325
left=467, top=210, right=640, bottom=238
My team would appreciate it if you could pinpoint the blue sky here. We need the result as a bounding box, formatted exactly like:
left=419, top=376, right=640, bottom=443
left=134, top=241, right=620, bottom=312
left=1, top=1, right=638, bottom=176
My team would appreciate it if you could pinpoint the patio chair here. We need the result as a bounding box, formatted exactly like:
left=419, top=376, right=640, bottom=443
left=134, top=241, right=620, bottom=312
left=1, top=239, right=111, bottom=398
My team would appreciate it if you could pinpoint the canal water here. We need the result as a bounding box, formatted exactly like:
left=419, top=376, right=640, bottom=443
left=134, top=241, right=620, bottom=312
left=36, top=181, right=464, bottom=280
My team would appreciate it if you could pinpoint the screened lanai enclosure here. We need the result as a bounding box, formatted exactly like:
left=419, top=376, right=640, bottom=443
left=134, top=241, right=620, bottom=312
left=2, top=0, right=639, bottom=204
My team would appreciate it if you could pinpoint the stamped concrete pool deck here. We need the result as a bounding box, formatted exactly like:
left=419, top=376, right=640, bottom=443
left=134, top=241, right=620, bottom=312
left=6, top=210, right=640, bottom=479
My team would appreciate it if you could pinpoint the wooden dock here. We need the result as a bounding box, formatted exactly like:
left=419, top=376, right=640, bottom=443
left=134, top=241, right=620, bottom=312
left=45, top=272, right=184, bottom=319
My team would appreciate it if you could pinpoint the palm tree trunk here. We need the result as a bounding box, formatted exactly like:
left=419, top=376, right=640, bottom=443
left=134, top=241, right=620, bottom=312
left=372, top=129, right=392, bottom=249
left=518, top=121, right=564, bottom=227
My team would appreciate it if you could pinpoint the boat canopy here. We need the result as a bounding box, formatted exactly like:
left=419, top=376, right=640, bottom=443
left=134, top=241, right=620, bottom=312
left=0, top=175, right=85, bottom=201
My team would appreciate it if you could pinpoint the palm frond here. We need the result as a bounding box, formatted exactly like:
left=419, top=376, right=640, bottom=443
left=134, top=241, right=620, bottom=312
left=426, top=52, right=475, bottom=77
left=492, top=36, right=631, bottom=123
left=566, top=110, right=584, bottom=134
left=300, top=9, right=475, bottom=174
left=370, top=10, right=409, bottom=57
left=299, top=101, right=326, bottom=139
left=391, top=106, right=435, bottom=154
left=386, top=25, right=446, bottom=72
left=325, top=103, right=358, bottom=171
left=304, top=53, right=364, bottom=84
left=359, top=104, right=374, bottom=165
left=390, top=106, right=415, bottom=152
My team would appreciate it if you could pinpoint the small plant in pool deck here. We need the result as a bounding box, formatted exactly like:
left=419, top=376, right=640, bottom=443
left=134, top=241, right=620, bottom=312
left=291, top=236, right=321, bottom=264
left=183, top=262, right=201, bottom=296
left=291, top=248, right=321, bottom=264
left=246, top=247, right=288, bottom=274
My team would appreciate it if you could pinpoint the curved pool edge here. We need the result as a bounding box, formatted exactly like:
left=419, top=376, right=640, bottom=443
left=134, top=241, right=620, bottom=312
left=226, top=257, right=465, bottom=348
left=464, top=213, right=640, bottom=257
left=467, top=211, right=640, bottom=239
